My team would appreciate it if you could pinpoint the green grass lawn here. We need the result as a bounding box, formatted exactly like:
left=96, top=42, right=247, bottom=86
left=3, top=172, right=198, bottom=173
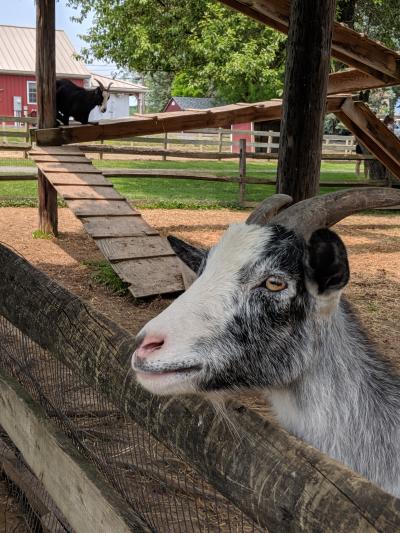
left=0, top=158, right=34, bottom=167
left=0, top=158, right=367, bottom=208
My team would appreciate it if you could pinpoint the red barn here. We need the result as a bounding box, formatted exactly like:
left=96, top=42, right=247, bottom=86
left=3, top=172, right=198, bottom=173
left=0, top=25, right=90, bottom=119
left=163, top=97, right=261, bottom=153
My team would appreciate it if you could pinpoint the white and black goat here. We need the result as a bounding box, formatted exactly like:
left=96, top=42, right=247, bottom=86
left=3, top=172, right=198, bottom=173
left=56, top=78, right=112, bottom=125
left=132, top=188, right=400, bottom=498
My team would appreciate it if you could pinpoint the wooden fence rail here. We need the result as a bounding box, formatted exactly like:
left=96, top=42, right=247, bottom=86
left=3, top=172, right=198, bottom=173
left=78, top=144, right=376, bottom=160
left=76, top=127, right=357, bottom=155
left=0, top=243, right=398, bottom=531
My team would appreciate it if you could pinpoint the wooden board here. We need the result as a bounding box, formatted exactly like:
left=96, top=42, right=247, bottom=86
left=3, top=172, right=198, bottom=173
left=96, top=236, right=175, bottom=261
left=32, top=155, right=87, bottom=163
left=33, top=149, right=185, bottom=297
left=327, top=68, right=398, bottom=95
left=0, top=143, right=31, bottom=151
left=112, top=256, right=184, bottom=297
left=82, top=216, right=159, bottom=238
left=29, top=146, right=81, bottom=155
left=103, top=169, right=234, bottom=181
left=54, top=185, right=121, bottom=200
left=35, top=96, right=346, bottom=146
left=44, top=172, right=112, bottom=186
left=0, top=372, right=150, bottom=533
left=39, top=163, right=100, bottom=173
left=66, top=199, right=138, bottom=217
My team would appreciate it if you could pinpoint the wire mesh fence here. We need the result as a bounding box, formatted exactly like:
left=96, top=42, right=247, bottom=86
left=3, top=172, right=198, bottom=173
left=0, top=242, right=398, bottom=532
left=0, top=427, right=72, bottom=532
left=0, top=307, right=262, bottom=532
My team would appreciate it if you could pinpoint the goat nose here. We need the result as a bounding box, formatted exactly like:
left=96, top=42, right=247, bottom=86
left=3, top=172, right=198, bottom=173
left=136, top=335, right=165, bottom=359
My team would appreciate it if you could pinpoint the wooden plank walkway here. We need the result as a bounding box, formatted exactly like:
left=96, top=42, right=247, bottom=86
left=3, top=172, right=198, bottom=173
left=30, top=146, right=186, bottom=298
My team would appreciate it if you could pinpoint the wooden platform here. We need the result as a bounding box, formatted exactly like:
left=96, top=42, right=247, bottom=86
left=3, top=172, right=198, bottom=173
left=30, top=146, right=186, bottom=298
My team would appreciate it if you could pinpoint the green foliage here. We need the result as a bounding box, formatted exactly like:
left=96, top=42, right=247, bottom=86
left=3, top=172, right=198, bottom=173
left=143, top=72, right=175, bottom=113
left=66, top=0, right=285, bottom=103
left=171, top=73, right=204, bottom=98
left=83, top=260, right=129, bottom=295
left=354, top=0, right=400, bottom=50
left=67, top=0, right=399, bottom=107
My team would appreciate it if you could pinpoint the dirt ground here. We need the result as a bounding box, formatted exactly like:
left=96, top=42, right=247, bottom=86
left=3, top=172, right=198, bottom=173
left=0, top=206, right=399, bottom=529
left=0, top=207, right=398, bottom=362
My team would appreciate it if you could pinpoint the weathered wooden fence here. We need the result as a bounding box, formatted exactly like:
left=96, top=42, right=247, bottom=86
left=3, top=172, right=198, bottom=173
left=0, top=114, right=360, bottom=153
left=96, top=128, right=358, bottom=155
left=0, top=115, right=36, bottom=144
left=0, top=242, right=399, bottom=531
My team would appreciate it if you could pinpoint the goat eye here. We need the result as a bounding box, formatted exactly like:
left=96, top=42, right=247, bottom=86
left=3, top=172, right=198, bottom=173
left=265, top=277, right=287, bottom=292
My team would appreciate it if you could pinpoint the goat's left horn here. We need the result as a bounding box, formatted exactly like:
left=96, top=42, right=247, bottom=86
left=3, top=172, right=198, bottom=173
left=270, top=187, right=400, bottom=237
left=246, top=194, right=293, bottom=225
left=94, top=78, right=104, bottom=90
left=107, top=82, right=113, bottom=90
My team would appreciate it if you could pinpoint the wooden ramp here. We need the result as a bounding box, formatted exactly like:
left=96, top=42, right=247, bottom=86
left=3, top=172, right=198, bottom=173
left=30, top=146, right=186, bottom=298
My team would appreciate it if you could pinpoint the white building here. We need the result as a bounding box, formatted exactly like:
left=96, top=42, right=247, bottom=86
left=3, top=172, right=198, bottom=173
left=89, top=74, right=147, bottom=122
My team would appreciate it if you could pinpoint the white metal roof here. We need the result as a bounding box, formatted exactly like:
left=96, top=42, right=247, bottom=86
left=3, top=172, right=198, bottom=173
left=90, top=74, right=148, bottom=94
left=0, top=25, right=90, bottom=78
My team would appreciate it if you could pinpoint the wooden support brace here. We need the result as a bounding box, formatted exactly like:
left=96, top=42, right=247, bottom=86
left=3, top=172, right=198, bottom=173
left=335, top=99, right=400, bottom=180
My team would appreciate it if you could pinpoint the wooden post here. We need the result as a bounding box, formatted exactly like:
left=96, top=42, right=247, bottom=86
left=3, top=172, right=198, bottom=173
left=162, top=132, right=168, bottom=161
left=218, top=128, right=223, bottom=160
left=24, top=119, right=29, bottom=159
left=239, top=138, right=247, bottom=206
left=36, top=0, right=58, bottom=236
left=276, top=0, right=337, bottom=203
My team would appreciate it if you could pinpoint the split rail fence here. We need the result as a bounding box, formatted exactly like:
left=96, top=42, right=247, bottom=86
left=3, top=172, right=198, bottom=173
left=0, top=116, right=383, bottom=207
left=0, top=242, right=399, bottom=531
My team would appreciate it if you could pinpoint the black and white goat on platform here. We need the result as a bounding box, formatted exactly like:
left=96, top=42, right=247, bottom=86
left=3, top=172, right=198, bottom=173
left=56, top=78, right=113, bottom=126
left=132, top=188, right=400, bottom=498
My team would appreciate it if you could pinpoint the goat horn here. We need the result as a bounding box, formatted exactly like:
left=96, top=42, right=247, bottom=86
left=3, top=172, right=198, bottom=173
left=94, top=78, right=105, bottom=90
left=107, top=82, right=113, bottom=91
left=271, top=187, right=400, bottom=237
left=246, top=194, right=293, bottom=225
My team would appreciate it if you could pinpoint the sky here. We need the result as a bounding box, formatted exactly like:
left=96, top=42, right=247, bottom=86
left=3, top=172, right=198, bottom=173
left=2, top=0, right=116, bottom=77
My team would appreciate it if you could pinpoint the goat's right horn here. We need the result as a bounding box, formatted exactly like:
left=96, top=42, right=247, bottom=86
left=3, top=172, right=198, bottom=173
left=271, top=187, right=400, bottom=237
left=246, top=194, right=293, bottom=225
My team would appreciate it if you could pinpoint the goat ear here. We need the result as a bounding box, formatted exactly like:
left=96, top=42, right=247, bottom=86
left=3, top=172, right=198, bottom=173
left=305, top=228, right=349, bottom=299
left=167, top=236, right=207, bottom=273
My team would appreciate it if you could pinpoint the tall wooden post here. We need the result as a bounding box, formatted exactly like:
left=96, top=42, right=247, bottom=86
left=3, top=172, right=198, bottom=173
left=36, top=0, right=58, bottom=236
left=276, top=0, right=337, bottom=203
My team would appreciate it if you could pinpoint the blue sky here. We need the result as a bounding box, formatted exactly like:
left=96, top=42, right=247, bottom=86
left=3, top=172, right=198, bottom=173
left=2, top=0, right=116, bottom=76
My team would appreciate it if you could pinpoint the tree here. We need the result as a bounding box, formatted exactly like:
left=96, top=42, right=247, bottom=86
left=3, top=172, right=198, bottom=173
left=144, top=72, right=175, bottom=113
left=66, top=0, right=286, bottom=103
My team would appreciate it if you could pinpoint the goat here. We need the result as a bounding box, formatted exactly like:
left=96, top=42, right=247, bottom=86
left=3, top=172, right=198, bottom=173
left=55, top=78, right=112, bottom=126
left=132, top=188, right=400, bottom=498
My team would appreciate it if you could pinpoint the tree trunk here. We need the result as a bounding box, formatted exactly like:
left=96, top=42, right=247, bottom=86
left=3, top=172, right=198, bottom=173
left=277, top=0, right=337, bottom=203
left=36, top=0, right=58, bottom=236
